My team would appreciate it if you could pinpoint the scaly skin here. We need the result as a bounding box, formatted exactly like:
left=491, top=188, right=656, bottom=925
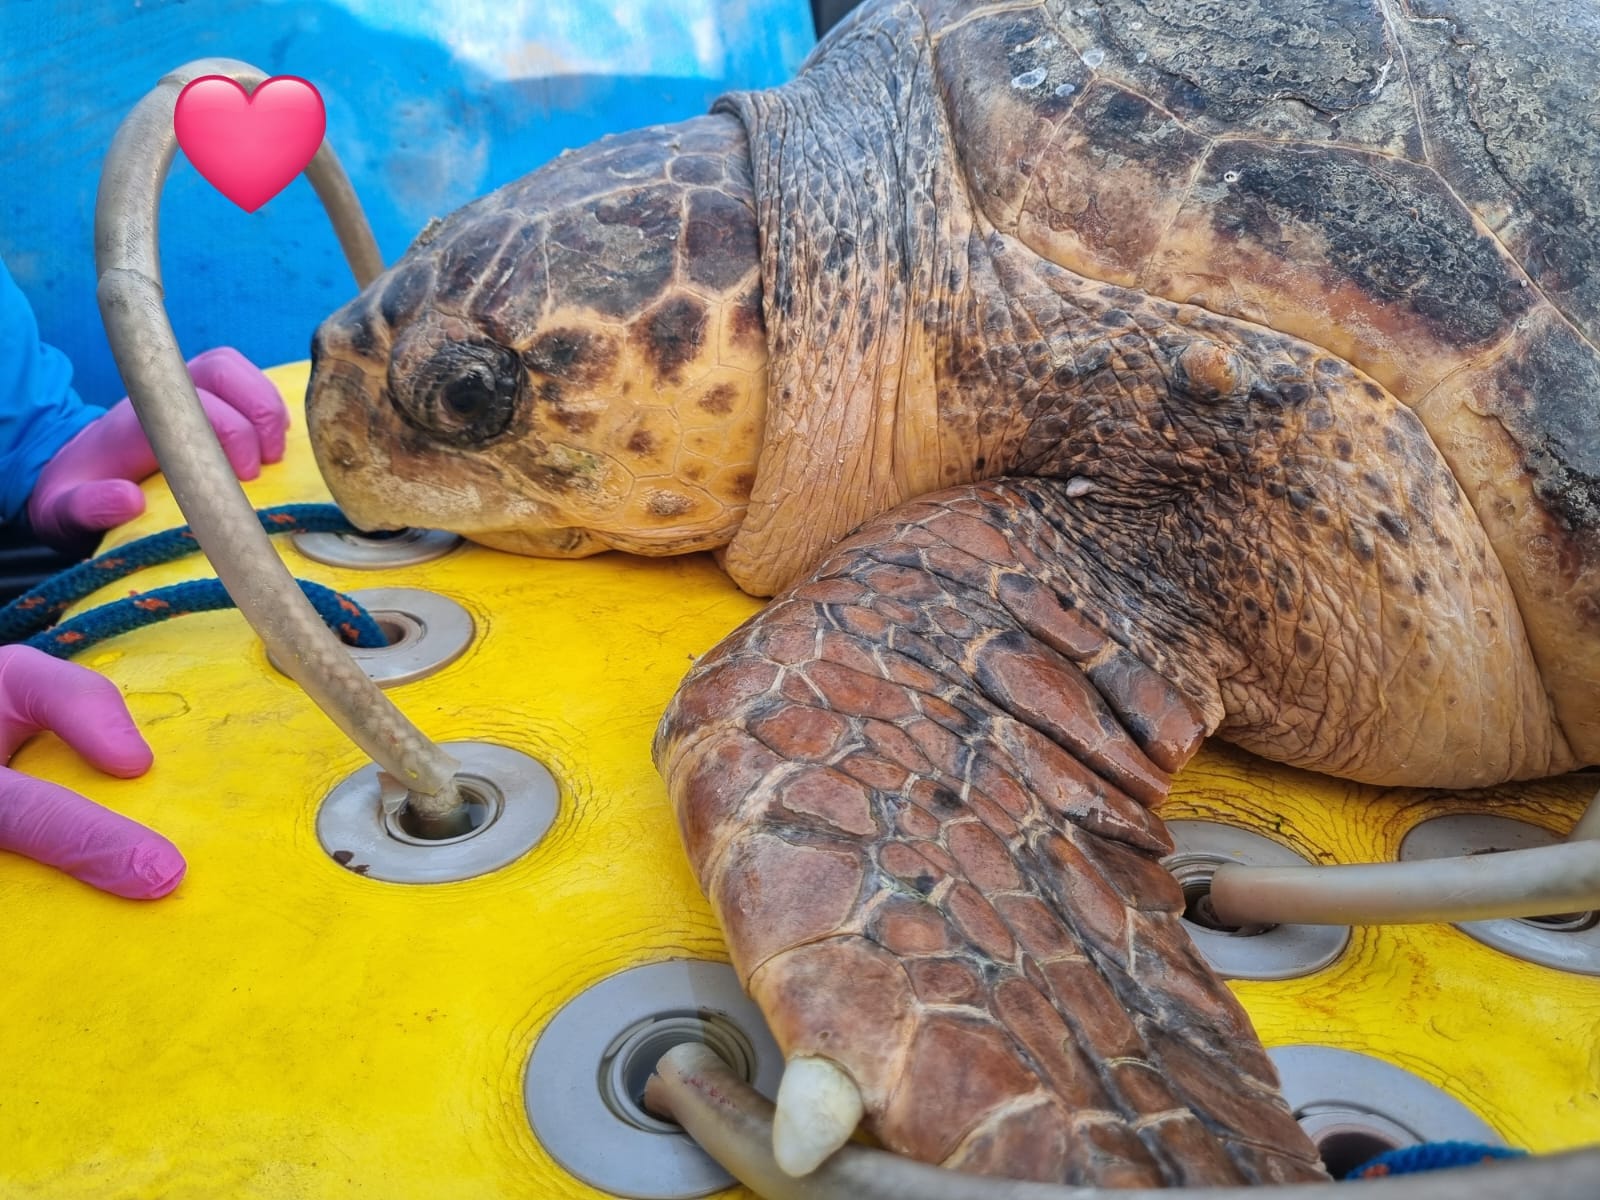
left=305, top=0, right=1600, bottom=1186
left=644, top=249, right=1570, bottom=1182
left=655, top=480, right=1329, bottom=1185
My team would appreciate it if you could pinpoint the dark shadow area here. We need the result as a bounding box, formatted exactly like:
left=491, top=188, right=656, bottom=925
left=0, top=524, right=80, bottom=605
left=812, top=0, right=864, bottom=36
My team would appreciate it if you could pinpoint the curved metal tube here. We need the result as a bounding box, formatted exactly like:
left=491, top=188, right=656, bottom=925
left=95, top=58, right=462, bottom=816
left=1209, top=840, right=1600, bottom=927
left=645, top=1043, right=1600, bottom=1199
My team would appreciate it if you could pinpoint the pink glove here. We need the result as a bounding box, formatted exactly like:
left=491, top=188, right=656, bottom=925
left=28, top=346, right=289, bottom=551
left=0, top=645, right=184, bottom=899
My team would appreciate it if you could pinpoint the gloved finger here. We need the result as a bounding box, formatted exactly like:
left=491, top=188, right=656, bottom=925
left=0, top=646, right=154, bottom=775
left=51, top=389, right=262, bottom=485
left=186, top=347, right=289, bottom=463
left=196, top=387, right=265, bottom=481
left=27, top=477, right=147, bottom=545
left=28, top=400, right=155, bottom=497
left=0, top=766, right=185, bottom=899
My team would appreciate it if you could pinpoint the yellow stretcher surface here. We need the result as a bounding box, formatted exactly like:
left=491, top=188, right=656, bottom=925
left=0, top=363, right=1595, bottom=1197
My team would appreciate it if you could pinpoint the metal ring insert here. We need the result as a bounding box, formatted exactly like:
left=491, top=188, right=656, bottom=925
left=269, top=587, right=474, bottom=686
left=1163, top=821, right=1350, bottom=980
left=383, top=774, right=501, bottom=844
left=1398, top=814, right=1600, bottom=976
left=293, top=526, right=463, bottom=568
left=524, top=960, right=783, bottom=1200
left=316, top=741, right=557, bottom=883
left=600, top=1013, right=760, bottom=1135
left=1295, top=1104, right=1420, bottom=1178
left=1270, top=1044, right=1504, bottom=1177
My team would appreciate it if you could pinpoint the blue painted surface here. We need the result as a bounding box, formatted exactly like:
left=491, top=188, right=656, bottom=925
left=0, top=0, right=814, bottom=408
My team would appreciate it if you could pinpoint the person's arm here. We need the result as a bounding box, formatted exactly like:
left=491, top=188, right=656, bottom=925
left=0, top=259, right=100, bottom=525
left=0, top=255, right=290, bottom=551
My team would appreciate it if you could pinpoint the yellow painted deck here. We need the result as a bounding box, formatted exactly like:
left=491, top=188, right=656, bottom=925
left=1, top=363, right=1595, bottom=1197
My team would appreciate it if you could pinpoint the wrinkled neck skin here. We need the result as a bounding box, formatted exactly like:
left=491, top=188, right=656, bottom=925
left=713, top=5, right=954, bottom=597
left=717, top=2, right=1162, bottom=593
left=713, top=2, right=1186, bottom=587
left=720, top=0, right=1577, bottom=785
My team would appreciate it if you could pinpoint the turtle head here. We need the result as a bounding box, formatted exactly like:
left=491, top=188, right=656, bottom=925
left=307, top=114, right=769, bottom=559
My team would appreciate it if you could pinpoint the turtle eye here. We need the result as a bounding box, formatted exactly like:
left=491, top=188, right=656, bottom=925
left=390, top=339, right=523, bottom=446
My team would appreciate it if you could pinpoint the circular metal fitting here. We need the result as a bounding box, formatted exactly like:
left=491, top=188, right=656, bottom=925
left=293, top=526, right=462, bottom=568
left=1296, top=1105, right=1424, bottom=1179
left=1399, top=814, right=1600, bottom=976
left=1163, top=821, right=1350, bottom=980
left=600, top=1013, right=761, bottom=1136
left=269, top=587, right=474, bottom=686
left=525, top=959, right=784, bottom=1199
left=316, top=741, right=557, bottom=883
left=1269, top=1045, right=1504, bottom=1178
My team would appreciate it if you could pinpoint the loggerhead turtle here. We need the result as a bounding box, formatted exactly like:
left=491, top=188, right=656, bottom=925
left=305, top=0, right=1600, bottom=1186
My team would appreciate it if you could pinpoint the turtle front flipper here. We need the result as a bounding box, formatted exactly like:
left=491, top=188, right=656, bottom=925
left=653, top=480, right=1328, bottom=1187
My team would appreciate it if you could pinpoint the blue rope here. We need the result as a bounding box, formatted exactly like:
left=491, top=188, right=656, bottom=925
left=22, top=577, right=387, bottom=659
left=1, top=503, right=389, bottom=658
left=0, top=503, right=359, bottom=643
left=1344, top=1141, right=1527, bottom=1181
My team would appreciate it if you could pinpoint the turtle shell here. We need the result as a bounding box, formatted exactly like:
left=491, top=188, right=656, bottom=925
left=793, top=0, right=1600, bottom=760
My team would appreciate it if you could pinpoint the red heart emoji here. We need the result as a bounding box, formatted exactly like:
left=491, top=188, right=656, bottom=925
left=173, top=75, right=326, bottom=213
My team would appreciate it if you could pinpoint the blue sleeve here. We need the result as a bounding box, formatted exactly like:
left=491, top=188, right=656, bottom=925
left=0, top=258, right=103, bottom=526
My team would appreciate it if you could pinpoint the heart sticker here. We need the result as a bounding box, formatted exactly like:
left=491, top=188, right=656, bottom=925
left=173, top=75, right=326, bottom=212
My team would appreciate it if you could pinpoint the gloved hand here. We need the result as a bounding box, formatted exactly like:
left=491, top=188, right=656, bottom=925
left=28, top=346, right=289, bottom=551
left=0, top=645, right=184, bottom=899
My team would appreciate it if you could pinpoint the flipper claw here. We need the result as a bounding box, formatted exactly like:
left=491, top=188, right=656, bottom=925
left=773, top=1055, right=865, bottom=1176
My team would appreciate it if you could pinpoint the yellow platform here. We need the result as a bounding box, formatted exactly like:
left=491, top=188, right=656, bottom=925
left=0, top=363, right=1595, bottom=1197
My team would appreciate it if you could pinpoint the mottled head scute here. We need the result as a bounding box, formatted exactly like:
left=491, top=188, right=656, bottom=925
left=309, top=0, right=1600, bottom=1188
left=308, top=113, right=770, bottom=559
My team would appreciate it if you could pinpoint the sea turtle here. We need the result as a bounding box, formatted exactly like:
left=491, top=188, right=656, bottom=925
left=304, top=0, right=1599, bottom=1186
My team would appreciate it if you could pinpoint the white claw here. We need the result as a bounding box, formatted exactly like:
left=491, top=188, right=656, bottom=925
left=771, top=1055, right=865, bottom=1177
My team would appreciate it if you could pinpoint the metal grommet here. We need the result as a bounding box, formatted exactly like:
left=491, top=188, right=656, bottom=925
left=268, top=587, right=474, bottom=686
left=1295, top=1105, right=1424, bottom=1179
left=293, top=526, right=462, bottom=568
left=1163, top=821, right=1350, bottom=980
left=1399, top=814, right=1600, bottom=976
left=1270, top=1045, right=1504, bottom=1178
left=316, top=742, right=557, bottom=883
left=525, top=960, right=783, bottom=1199
left=599, top=1013, right=760, bottom=1136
